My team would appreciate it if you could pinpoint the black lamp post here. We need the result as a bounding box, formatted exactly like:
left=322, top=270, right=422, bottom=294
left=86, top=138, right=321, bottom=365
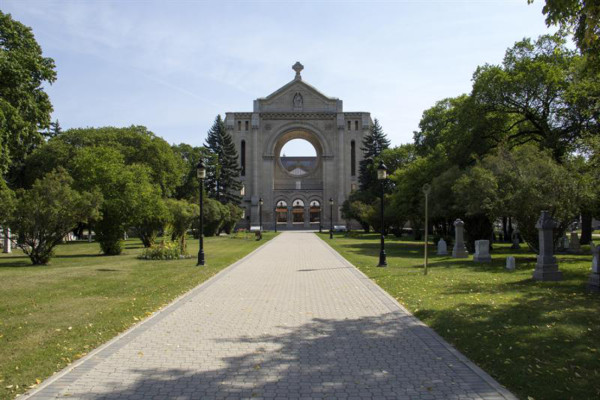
left=329, top=197, right=334, bottom=239
left=259, top=197, right=263, bottom=238
left=196, top=160, right=206, bottom=266
left=377, top=161, right=388, bottom=267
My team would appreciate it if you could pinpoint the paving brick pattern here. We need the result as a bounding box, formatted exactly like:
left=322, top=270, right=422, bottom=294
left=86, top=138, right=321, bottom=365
left=25, top=232, right=516, bottom=400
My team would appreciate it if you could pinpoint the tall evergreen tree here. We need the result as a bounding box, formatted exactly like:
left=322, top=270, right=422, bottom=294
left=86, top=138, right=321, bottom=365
left=358, top=118, right=391, bottom=192
left=204, top=115, right=242, bottom=204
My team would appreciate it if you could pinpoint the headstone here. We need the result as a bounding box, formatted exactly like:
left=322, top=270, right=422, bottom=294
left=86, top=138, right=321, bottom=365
left=2, top=228, right=11, bottom=253
left=473, top=240, right=492, bottom=262
left=506, top=256, right=516, bottom=271
left=510, top=229, right=521, bottom=250
left=588, top=242, right=600, bottom=292
left=532, top=211, right=563, bottom=281
left=568, top=231, right=581, bottom=254
left=437, top=239, right=448, bottom=255
left=557, top=234, right=569, bottom=252
left=452, top=219, right=469, bottom=258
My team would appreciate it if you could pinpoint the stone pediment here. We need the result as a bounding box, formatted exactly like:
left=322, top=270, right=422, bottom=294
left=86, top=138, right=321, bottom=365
left=255, top=63, right=342, bottom=113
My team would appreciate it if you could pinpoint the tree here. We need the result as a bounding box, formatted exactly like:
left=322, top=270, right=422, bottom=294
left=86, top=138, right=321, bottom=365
left=531, top=0, right=600, bottom=58
left=204, top=115, right=242, bottom=204
left=21, top=126, right=185, bottom=196
left=46, top=119, right=62, bottom=139
left=172, top=143, right=218, bottom=202
left=69, top=146, right=163, bottom=255
left=456, top=145, right=581, bottom=251
left=166, top=199, right=199, bottom=253
left=0, top=11, right=56, bottom=177
left=358, top=119, right=390, bottom=194
left=0, top=178, right=15, bottom=226
left=7, top=169, right=100, bottom=264
left=471, top=35, right=595, bottom=161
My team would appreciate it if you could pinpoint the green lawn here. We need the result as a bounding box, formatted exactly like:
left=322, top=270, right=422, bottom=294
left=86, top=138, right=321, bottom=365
left=319, top=232, right=600, bottom=400
left=0, top=233, right=276, bottom=399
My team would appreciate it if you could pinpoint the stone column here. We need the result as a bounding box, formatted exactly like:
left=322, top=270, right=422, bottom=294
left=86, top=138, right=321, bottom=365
left=287, top=206, right=292, bottom=229
left=452, top=219, right=469, bottom=258
left=532, top=211, right=563, bottom=281
left=3, top=228, right=11, bottom=253
left=588, top=242, right=599, bottom=292
left=304, top=206, right=310, bottom=228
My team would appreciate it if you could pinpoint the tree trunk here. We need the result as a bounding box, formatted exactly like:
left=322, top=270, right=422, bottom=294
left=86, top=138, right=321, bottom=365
left=581, top=212, right=592, bottom=245
left=502, top=216, right=508, bottom=242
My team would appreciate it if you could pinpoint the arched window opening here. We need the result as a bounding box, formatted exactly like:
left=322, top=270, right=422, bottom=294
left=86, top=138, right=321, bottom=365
left=350, top=140, right=356, bottom=176
left=309, top=200, right=321, bottom=223
left=240, top=140, right=246, bottom=176
left=276, top=200, right=288, bottom=223
left=280, top=139, right=317, bottom=177
left=292, top=199, right=305, bottom=224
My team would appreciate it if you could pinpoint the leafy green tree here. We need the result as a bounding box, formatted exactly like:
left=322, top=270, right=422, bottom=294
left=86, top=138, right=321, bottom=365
left=456, top=145, right=581, bottom=251
left=69, top=146, right=163, bottom=255
left=0, top=179, right=15, bottom=226
left=7, top=169, right=100, bottom=264
left=46, top=119, right=62, bottom=139
left=132, top=192, right=170, bottom=248
left=358, top=119, right=390, bottom=194
left=21, top=126, right=185, bottom=196
left=0, top=11, right=56, bottom=177
left=531, top=0, right=600, bottom=58
left=471, top=35, right=594, bottom=161
left=172, top=143, right=217, bottom=202
left=166, top=198, right=199, bottom=253
left=204, top=115, right=242, bottom=204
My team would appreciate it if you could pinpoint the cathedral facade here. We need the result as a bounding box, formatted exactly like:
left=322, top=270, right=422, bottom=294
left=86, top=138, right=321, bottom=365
left=225, top=63, right=371, bottom=229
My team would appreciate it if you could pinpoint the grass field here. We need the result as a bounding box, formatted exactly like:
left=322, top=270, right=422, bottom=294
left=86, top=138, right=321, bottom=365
left=0, top=233, right=276, bottom=399
left=319, top=232, right=600, bottom=400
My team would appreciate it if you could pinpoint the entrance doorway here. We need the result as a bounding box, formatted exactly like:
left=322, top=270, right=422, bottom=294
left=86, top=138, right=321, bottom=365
left=292, top=199, right=304, bottom=224
left=276, top=200, right=288, bottom=224
left=309, top=200, right=321, bottom=223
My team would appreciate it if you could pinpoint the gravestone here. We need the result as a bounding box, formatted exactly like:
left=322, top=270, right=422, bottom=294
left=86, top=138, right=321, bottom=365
left=588, top=242, right=600, bottom=292
left=557, top=234, right=569, bottom=252
left=437, top=238, right=448, bottom=255
left=569, top=231, right=581, bottom=254
left=2, top=228, right=11, bottom=254
left=532, top=211, right=563, bottom=281
left=510, top=229, right=521, bottom=250
left=452, top=219, right=469, bottom=258
left=473, top=240, right=492, bottom=262
left=506, top=256, right=516, bottom=271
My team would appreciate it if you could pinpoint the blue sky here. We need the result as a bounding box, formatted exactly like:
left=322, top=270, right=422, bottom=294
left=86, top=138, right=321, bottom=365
left=3, top=0, right=555, bottom=152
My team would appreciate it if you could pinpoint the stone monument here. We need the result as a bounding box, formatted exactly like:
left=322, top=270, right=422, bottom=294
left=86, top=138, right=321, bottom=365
left=437, top=238, right=448, bottom=255
left=588, top=242, right=599, bottom=292
left=473, top=240, right=492, bottom=262
left=510, top=229, right=521, bottom=250
left=569, top=231, right=581, bottom=254
left=452, top=219, right=469, bottom=258
left=2, top=228, right=10, bottom=254
left=532, top=211, right=563, bottom=281
left=506, top=256, right=516, bottom=270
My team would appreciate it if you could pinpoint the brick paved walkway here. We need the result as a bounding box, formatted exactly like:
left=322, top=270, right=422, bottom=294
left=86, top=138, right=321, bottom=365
left=26, top=232, right=515, bottom=400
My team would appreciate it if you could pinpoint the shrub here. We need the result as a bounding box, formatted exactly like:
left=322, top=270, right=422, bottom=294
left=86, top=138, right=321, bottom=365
left=139, top=240, right=181, bottom=260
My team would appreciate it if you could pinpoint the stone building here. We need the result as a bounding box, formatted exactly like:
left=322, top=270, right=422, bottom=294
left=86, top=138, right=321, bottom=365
left=225, top=62, right=371, bottom=230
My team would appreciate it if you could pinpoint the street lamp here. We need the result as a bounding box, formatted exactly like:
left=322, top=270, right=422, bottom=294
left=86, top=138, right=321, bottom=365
left=377, top=161, right=388, bottom=267
left=329, top=197, right=334, bottom=239
left=422, top=183, right=432, bottom=275
left=196, top=160, right=206, bottom=266
left=259, top=197, right=264, bottom=239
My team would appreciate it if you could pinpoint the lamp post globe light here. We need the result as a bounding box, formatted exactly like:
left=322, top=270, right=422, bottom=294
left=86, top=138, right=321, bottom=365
left=259, top=197, right=264, bottom=239
left=196, top=160, right=206, bottom=266
left=377, top=161, right=388, bottom=267
left=329, top=197, right=334, bottom=239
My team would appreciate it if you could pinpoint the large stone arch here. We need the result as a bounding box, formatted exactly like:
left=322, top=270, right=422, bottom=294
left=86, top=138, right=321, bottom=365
left=263, top=121, right=332, bottom=159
